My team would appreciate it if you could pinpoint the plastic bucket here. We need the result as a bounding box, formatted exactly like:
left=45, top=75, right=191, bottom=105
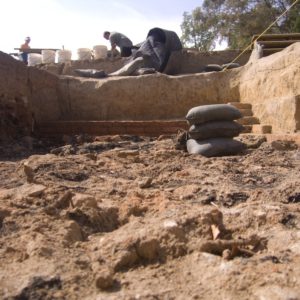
left=28, top=53, right=42, bottom=66
left=42, top=50, right=56, bottom=64
left=93, top=45, right=108, bottom=59
left=56, top=50, right=72, bottom=63
left=77, top=48, right=92, bottom=61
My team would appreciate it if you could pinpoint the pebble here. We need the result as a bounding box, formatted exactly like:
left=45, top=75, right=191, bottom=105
left=138, top=177, right=152, bottom=188
left=95, top=268, right=114, bottom=290
left=163, top=220, right=178, bottom=229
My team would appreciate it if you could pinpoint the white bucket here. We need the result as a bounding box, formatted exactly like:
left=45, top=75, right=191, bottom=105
left=28, top=53, right=42, bottom=66
left=77, top=48, right=92, bottom=61
left=93, top=45, right=108, bottom=59
left=42, top=50, right=56, bottom=64
left=56, top=49, right=72, bottom=63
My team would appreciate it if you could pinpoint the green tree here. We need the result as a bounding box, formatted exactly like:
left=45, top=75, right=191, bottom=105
left=181, top=0, right=300, bottom=50
left=180, top=8, right=217, bottom=51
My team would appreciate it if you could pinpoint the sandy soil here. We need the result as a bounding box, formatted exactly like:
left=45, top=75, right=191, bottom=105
left=0, top=134, right=299, bottom=300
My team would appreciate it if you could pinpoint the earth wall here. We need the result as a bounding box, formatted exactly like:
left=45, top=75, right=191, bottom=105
left=0, top=44, right=299, bottom=140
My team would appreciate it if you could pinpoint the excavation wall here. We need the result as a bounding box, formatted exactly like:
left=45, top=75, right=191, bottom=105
left=0, top=43, right=299, bottom=139
left=239, top=43, right=300, bottom=133
left=0, top=53, right=60, bottom=140
left=38, top=49, right=250, bottom=76
left=57, top=70, right=240, bottom=121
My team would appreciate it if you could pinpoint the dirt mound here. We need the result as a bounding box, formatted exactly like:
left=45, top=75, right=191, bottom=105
left=0, top=134, right=299, bottom=299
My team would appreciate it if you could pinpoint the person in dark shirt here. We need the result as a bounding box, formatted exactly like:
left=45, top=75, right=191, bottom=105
left=103, top=31, right=133, bottom=57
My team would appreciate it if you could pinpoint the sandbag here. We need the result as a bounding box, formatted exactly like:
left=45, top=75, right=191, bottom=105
left=133, top=67, right=156, bottom=75
left=203, top=64, right=223, bottom=72
left=222, top=63, right=240, bottom=70
left=109, top=57, right=145, bottom=76
left=187, top=138, right=246, bottom=157
left=189, top=121, right=244, bottom=140
left=131, top=27, right=182, bottom=72
left=74, top=69, right=107, bottom=78
left=186, top=104, right=242, bottom=125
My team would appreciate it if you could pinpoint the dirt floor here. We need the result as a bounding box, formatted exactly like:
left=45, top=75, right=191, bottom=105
left=0, top=133, right=299, bottom=300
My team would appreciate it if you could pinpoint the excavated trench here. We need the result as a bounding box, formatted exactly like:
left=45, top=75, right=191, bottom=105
left=0, top=45, right=300, bottom=299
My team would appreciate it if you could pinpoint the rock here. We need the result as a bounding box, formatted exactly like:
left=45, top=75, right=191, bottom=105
left=222, top=249, right=232, bottom=260
left=95, top=268, right=114, bottom=290
left=114, top=250, right=139, bottom=272
left=163, top=220, right=178, bottom=230
left=271, top=140, right=298, bottom=151
left=23, top=162, right=35, bottom=183
left=211, top=224, right=221, bottom=240
left=18, top=183, right=47, bottom=198
left=138, top=177, right=152, bottom=189
left=174, top=130, right=188, bottom=151
left=71, top=193, right=98, bottom=209
left=136, top=238, right=160, bottom=260
left=235, top=134, right=266, bottom=149
left=117, top=149, right=140, bottom=158
left=62, top=220, right=83, bottom=243
left=55, top=191, right=73, bottom=209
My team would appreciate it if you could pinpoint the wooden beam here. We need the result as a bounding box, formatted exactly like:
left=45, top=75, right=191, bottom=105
left=14, top=48, right=59, bottom=54
left=36, top=120, right=188, bottom=137
left=258, top=40, right=300, bottom=48
left=263, top=48, right=285, bottom=54
left=251, top=33, right=300, bottom=42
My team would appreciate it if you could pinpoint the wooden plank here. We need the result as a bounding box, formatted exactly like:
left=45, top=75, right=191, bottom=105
left=251, top=33, right=300, bottom=42
left=263, top=48, right=285, bottom=54
left=258, top=40, right=300, bottom=48
left=36, top=120, right=188, bottom=137
left=14, top=48, right=59, bottom=54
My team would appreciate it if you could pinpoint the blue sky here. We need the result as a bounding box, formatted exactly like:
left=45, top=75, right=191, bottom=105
left=0, top=0, right=204, bottom=56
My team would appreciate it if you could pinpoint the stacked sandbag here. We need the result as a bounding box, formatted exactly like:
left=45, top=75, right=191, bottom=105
left=186, top=104, right=246, bottom=157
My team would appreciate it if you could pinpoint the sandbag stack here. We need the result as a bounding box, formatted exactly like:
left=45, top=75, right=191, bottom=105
left=186, top=104, right=246, bottom=157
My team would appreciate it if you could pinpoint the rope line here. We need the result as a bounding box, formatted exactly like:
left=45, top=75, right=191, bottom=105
left=222, top=0, right=299, bottom=71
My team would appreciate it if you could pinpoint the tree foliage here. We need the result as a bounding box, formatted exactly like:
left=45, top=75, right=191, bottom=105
left=181, top=8, right=217, bottom=51
left=181, top=0, right=300, bottom=50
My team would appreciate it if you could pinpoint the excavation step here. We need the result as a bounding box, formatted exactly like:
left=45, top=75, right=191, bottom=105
left=239, top=109, right=253, bottom=117
left=237, top=116, right=260, bottom=126
left=257, top=40, right=300, bottom=48
left=241, top=125, right=252, bottom=133
left=36, top=120, right=189, bottom=137
left=252, top=124, right=272, bottom=134
left=265, top=134, right=300, bottom=146
left=228, top=102, right=252, bottom=110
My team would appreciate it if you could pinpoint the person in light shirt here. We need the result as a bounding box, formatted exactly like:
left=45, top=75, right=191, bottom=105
left=20, top=37, right=31, bottom=64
